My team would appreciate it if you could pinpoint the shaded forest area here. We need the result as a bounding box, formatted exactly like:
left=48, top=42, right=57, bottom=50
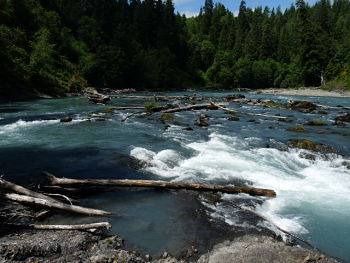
left=1, top=0, right=350, bottom=96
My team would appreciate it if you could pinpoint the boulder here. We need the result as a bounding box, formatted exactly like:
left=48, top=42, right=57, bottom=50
left=197, top=235, right=334, bottom=263
left=289, top=139, right=337, bottom=154
left=60, top=117, right=73, bottom=123
left=288, top=101, right=317, bottom=113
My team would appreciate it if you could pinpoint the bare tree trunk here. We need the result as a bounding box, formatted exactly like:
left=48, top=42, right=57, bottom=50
left=43, top=172, right=276, bottom=197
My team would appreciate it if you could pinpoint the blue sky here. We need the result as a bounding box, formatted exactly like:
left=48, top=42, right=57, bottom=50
left=175, top=0, right=318, bottom=17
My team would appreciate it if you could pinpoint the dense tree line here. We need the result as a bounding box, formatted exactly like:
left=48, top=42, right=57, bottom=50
left=0, top=0, right=350, bottom=96
left=189, top=0, right=350, bottom=89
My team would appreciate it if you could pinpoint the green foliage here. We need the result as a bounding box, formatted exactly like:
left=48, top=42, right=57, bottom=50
left=290, top=139, right=316, bottom=150
left=1, top=0, right=350, bottom=95
left=263, top=101, right=282, bottom=108
left=144, top=101, right=159, bottom=112
left=287, top=125, right=308, bottom=132
left=68, top=75, right=87, bottom=92
left=160, top=113, right=173, bottom=121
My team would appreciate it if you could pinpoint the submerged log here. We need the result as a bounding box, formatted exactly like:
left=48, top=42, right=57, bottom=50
left=43, top=172, right=276, bottom=197
left=4, top=222, right=111, bottom=230
left=4, top=193, right=112, bottom=216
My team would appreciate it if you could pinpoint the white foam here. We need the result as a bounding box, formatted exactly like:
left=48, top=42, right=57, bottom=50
left=0, top=119, right=60, bottom=135
left=130, top=132, right=350, bottom=236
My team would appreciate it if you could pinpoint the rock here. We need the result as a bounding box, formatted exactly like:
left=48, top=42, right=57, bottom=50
left=60, top=117, right=73, bottom=123
left=304, top=120, right=326, bottom=126
left=227, top=115, right=240, bottom=121
left=289, top=139, right=337, bottom=154
left=183, top=127, right=193, bottom=131
left=335, top=113, right=350, bottom=122
left=278, top=118, right=293, bottom=123
left=144, top=254, right=152, bottom=261
left=160, top=113, right=173, bottom=121
left=195, top=119, right=209, bottom=127
left=185, top=246, right=198, bottom=258
left=288, top=101, right=317, bottom=113
left=173, top=121, right=181, bottom=125
left=0, top=230, right=145, bottom=263
left=315, top=110, right=328, bottom=115
left=197, top=235, right=334, bottom=263
left=287, top=125, right=307, bottom=132
left=224, top=94, right=245, bottom=101
left=299, top=152, right=317, bottom=161
left=342, top=161, right=350, bottom=169
left=88, top=94, right=111, bottom=104
left=248, top=119, right=261, bottom=124
left=199, top=114, right=210, bottom=120
left=333, top=120, right=346, bottom=127
left=263, top=100, right=281, bottom=108
left=316, top=130, right=325, bottom=134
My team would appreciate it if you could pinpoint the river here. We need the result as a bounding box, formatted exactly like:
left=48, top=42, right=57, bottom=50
left=0, top=92, right=349, bottom=261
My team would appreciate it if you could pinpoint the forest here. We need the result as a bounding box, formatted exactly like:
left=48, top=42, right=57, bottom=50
left=0, top=0, right=350, bottom=96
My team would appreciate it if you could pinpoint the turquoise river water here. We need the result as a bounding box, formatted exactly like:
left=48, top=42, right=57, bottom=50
left=0, top=92, right=349, bottom=261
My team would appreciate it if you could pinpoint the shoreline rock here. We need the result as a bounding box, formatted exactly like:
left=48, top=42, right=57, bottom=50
left=197, top=235, right=335, bottom=263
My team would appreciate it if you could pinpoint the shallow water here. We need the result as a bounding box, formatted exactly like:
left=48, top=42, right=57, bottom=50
left=0, top=92, right=349, bottom=260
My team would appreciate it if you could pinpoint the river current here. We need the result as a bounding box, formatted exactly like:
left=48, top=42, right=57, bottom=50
left=0, top=92, right=349, bottom=261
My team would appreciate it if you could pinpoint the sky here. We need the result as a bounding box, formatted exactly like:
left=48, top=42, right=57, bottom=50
left=175, top=0, right=318, bottom=17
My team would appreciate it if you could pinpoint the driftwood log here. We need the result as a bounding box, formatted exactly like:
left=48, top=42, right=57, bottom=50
left=0, top=178, right=58, bottom=203
left=4, top=222, right=111, bottom=230
left=162, top=103, right=220, bottom=113
left=43, top=172, right=276, bottom=197
left=4, top=193, right=112, bottom=216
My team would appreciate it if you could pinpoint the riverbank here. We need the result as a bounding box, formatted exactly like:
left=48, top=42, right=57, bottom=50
left=251, top=88, right=350, bottom=97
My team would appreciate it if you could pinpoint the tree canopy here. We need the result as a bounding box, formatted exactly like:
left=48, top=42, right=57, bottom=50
left=0, top=0, right=349, bottom=96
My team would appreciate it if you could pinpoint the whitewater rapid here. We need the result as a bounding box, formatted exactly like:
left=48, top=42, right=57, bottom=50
left=131, top=132, right=350, bottom=238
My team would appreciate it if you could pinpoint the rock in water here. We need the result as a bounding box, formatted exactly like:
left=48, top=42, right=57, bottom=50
left=60, top=117, right=73, bottom=123
left=197, top=235, right=334, bottom=263
left=289, top=101, right=317, bottom=113
left=289, top=139, right=337, bottom=154
left=227, top=115, right=240, bottom=121
left=335, top=113, right=350, bottom=122
left=195, top=119, right=209, bottom=127
left=224, top=94, right=245, bottom=101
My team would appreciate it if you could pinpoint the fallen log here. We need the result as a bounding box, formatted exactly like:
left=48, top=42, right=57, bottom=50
left=4, top=193, right=112, bottom=216
left=209, top=101, right=236, bottom=114
left=244, top=112, right=288, bottom=119
left=43, top=172, right=276, bottom=197
left=121, top=111, right=146, bottom=122
left=162, top=103, right=220, bottom=113
left=3, top=222, right=111, bottom=230
left=0, top=178, right=58, bottom=203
